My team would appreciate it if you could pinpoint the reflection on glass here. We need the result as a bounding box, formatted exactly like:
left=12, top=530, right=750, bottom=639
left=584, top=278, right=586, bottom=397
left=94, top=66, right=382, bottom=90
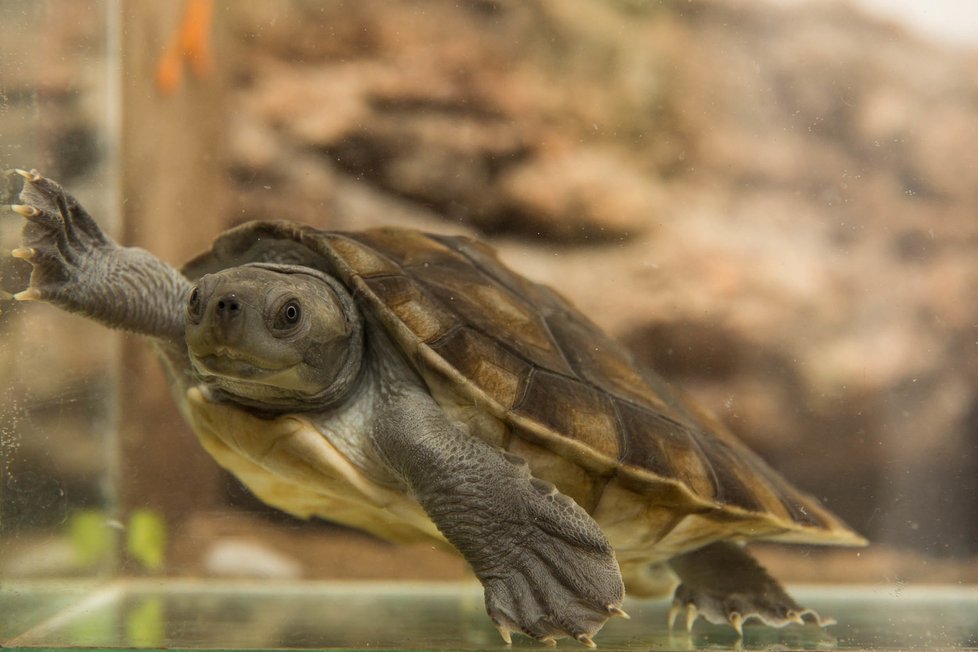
left=0, top=0, right=119, bottom=595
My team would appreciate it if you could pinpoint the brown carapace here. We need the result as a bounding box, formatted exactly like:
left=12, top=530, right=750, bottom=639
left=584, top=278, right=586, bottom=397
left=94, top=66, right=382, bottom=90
left=184, top=222, right=865, bottom=566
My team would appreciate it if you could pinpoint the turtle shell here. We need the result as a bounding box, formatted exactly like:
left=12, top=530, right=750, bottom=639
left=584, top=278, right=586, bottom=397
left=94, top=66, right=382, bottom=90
left=182, top=222, right=865, bottom=550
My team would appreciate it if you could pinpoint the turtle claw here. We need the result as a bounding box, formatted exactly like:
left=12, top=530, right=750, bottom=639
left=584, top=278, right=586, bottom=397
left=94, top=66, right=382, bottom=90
left=576, top=633, right=597, bottom=648
left=14, top=168, right=39, bottom=181
left=11, top=204, right=39, bottom=217
left=12, top=247, right=35, bottom=260
left=607, top=605, right=630, bottom=620
left=540, top=636, right=557, bottom=647
left=729, top=611, right=744, bottom=636
left=685, top=603, right=698, bottom=632
left=495, top=625, right=513, bottom=645
left=666, top=601, right=700, bottom=632
left=14, top=288, right=42, bottom=301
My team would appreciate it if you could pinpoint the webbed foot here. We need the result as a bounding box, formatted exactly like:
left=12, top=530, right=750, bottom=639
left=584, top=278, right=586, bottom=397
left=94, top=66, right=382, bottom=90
left=667, top=541, right=831, bottom=636
left=372, top=398, right=626, bottom=647
left=668, top=581, right=831, bottom=635
left=7, top=169, right=112, bottom=310
left=476, top=474, right=626, bottom=647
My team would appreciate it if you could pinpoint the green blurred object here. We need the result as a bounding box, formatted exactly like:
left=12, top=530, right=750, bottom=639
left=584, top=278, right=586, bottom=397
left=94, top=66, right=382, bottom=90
left=126, top=509, right=166, bottom=572
left=126, top=596, right=164, bottom=647
left=68, top=509, right=114, bottom=568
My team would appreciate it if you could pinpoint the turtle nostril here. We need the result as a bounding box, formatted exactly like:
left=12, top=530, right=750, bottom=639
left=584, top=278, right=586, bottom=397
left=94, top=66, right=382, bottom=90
left=215, top=296, right=241, bottom=318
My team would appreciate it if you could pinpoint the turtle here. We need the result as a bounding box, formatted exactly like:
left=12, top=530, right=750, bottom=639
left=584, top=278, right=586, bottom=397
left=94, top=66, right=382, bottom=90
left=3, top=170, right=865, bottom=647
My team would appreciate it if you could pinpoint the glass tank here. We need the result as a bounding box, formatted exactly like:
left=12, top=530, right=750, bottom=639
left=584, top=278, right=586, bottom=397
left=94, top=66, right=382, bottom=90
left=1, top=1, right=976, bottom=650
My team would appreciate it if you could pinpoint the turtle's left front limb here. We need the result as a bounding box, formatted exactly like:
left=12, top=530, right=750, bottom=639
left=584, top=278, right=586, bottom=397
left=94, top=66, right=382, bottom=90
left=371, top=386, right=625, bottom=647
left=668, top=541, right=830, bottom=634
left=5, top=170, right=191, bottom=344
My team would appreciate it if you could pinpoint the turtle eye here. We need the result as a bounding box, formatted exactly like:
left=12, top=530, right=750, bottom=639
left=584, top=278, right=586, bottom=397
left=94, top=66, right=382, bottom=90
left=187, top=286, right=202, bottom=323
left=272, top=299, right=302, bottom=333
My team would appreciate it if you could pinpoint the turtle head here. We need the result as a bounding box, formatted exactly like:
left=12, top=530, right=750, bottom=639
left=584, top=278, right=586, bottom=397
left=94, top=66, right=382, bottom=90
left=185, top=263, right=363, bottom=412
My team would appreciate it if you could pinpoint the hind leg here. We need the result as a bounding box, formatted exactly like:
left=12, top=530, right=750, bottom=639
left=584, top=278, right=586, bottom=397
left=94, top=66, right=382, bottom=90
left=668, top=541, right=831, bottom=635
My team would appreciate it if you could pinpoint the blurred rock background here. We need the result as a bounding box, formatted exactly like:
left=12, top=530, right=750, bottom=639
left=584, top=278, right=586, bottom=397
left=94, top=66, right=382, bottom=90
left=1, top=0, right=976, bottom=583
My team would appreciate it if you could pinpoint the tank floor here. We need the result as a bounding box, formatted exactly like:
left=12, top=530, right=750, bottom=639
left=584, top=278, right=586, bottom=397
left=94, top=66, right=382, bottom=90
left=3, top=580, right=976, bottom=650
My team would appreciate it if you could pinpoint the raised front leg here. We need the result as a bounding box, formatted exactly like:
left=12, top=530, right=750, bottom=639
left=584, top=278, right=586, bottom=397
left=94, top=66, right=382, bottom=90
left=372, top=388, right=626, bottom=647
left=4, top=170, right=191, bottom=344
left=668, top=541, right=830, bottom=635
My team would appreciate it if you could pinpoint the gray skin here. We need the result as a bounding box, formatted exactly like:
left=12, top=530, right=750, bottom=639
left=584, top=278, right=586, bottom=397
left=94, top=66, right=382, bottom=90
left=4, top=170, right=812, bottom=646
